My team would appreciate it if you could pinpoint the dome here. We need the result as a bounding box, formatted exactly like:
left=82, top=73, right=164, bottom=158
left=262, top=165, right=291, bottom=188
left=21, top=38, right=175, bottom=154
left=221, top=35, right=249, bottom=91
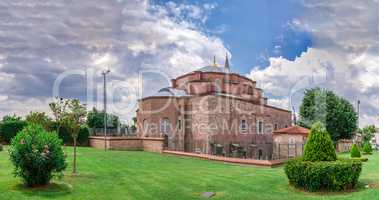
left=152, top=87, right=188, bottom=97
left=196, top=65, right=231, bottom=73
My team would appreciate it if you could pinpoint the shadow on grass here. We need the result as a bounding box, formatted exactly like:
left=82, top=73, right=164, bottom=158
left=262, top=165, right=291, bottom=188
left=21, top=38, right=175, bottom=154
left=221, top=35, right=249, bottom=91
left=13, top=182, right=73, bottom=198
left=287, top=181, right=369, bottom=197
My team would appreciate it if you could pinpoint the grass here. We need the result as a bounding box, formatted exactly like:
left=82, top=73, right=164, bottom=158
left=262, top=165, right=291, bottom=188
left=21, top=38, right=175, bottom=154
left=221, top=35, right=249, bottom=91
left=0, top=147, right=379, bottom=200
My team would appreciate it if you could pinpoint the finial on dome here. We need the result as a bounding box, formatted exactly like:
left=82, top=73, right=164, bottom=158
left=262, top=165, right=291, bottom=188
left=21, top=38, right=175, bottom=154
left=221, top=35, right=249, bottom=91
left=213, top=55, right=218, bottom=67
left=224, top=53, right=230, bottom=70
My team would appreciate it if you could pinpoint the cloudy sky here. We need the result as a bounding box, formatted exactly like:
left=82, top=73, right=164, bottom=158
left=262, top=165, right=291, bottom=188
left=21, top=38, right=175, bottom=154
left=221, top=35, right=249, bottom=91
left=0, top=0, right=378, bottom=126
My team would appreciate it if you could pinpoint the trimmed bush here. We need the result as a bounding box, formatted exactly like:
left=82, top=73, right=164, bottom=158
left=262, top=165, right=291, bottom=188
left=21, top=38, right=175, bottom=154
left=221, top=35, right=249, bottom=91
left=362, top=142, right=373, bottom=155
left=8, top=124, right=66, bottom=187
left=285, top=158, right=362, bottom=192
left=303, top=122, right=337, bottom=162
left=350, top=144, right=361, bottom=158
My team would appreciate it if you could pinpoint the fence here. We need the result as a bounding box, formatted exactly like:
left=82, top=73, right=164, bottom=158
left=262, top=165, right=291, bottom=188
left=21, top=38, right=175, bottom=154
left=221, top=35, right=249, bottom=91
left=89, top=127, right=137, bottom=137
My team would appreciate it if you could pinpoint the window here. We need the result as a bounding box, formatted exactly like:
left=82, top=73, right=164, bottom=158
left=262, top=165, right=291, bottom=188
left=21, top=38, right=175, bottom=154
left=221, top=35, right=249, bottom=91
left=289, top=137, right=296, bottom=157
left=274, top=123, right=278, bottom=130
left=257, top=120, right=264, bottom=134
left=143, top=119, right=149, bottom=133
left=161, top=118, right=171, bottom=135
left=247, top=86, right=253, bottom=95
left=178, top=119, right=182, bottom=130
left=215, top=79, right=222, bottom=92
left=240, top=119, right=247, bottom=131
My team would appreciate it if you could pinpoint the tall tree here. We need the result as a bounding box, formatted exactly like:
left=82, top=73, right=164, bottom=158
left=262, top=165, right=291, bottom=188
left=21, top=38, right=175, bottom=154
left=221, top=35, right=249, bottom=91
left=299, top=88, right=358, bottom=142
left=359, top=125, right=376, bottom=143
left=86, top=107, right=119, bottom=129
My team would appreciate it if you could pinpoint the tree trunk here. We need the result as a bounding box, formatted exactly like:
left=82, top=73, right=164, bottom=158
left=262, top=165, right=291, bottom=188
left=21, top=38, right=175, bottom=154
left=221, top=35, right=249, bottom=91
left=72, top=137, right=77, bottom=175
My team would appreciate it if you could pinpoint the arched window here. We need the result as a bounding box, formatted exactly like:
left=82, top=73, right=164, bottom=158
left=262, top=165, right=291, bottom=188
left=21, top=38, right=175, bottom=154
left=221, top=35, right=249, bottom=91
left=143, top=119, right=149, bottom=133
left=288, top=137, right=296, bottom=157
left=240, top=119, right=247, bottom=131
left=161, top=118, right=171, bottom=136
left=215, top=79, right=222, bottom=93
left=257, top=120, right=264, bottom=134
left=247, top=86, right=253, bottom=95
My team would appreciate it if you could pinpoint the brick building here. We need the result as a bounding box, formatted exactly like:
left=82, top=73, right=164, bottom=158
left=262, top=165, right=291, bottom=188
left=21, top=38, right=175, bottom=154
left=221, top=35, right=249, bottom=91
left=136, top=56, right=292, bottom=159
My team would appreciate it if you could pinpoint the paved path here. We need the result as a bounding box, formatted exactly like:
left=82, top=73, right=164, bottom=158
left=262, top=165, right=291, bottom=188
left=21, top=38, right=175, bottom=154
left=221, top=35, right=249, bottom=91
left=163, top=150, right=286, bottom=167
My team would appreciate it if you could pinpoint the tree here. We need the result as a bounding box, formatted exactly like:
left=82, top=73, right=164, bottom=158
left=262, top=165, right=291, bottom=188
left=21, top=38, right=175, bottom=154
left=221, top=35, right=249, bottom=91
left=0, top=115, right=27, bottom=143
left=303, top=122, right=337, bottom=162
left=49, top=98, right=69, bottom=135
left=49, top=98, right=86, bottom=174
left=350, top=143, right=361, bottom=158
left=62, top=99, right=86, bottom=174
left=131, top=117, right=137, bottom=130
left=86, top=107, right=119, bottom=129
left=359, top=125, right=376, bottom=143
left=362, top=141, right=373, bottom=155
left=25, top=111, right=53, bottom=131
left=299, top=88, right=358, bottom=142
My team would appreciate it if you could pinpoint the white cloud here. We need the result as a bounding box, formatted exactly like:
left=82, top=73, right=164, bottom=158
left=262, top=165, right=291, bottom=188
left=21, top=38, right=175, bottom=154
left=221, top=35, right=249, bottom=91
left=251, top=0, right=379, bottom=127
left=0, top=0, right=229, bottom=123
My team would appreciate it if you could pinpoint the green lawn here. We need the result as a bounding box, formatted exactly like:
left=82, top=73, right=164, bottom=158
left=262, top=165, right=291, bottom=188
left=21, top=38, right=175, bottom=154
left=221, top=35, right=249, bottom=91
left=0, top=147, right=379, bottom=200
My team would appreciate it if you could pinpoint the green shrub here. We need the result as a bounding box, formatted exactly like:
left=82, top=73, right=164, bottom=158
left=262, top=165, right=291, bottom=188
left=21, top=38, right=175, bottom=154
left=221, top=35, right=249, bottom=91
left=77, top=126, right=90, bottom=146
left=8, top=124, right=66, bottom=187
left=350, top=144, right=361, bottom=158
left=362, top=142, right=373, bottom=155
left=0, top=116, right=27, bottom=144
left=303, top=122, right=337, bottom=162
left=49, top=122, right=89, bottom=146
left=0, top=143, right=3, bottom=151
left=285, top=158, right=362, bottom=192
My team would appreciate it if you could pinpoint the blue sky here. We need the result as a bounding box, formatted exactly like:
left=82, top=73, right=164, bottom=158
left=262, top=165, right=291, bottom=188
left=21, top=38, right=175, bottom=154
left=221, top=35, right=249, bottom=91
left=158, top=0, right=313, bottom=73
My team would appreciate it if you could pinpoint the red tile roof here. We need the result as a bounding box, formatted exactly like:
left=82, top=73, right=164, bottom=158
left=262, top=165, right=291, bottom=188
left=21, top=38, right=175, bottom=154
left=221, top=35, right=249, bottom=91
left=273, top=125, right=310, bottom=136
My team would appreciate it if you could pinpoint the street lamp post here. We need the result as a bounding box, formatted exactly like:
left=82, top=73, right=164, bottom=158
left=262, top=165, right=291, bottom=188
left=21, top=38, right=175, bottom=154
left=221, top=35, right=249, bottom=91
left=102, top=69, right=110, bottom=151
left=357, top=100, right=360, bottom=128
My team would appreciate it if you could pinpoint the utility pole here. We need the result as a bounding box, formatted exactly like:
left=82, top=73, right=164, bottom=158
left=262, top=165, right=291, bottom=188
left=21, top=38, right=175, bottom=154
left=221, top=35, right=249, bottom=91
left=357, top=99, right=360, bottom=128
left=102, top=69, right=110, bottom=151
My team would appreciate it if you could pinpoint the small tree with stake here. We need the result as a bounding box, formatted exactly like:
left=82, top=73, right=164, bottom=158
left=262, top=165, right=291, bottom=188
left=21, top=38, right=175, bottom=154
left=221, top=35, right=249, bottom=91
left=62, top=99, right=86, bottom=174
left=49, top=98, right=86, bottom=175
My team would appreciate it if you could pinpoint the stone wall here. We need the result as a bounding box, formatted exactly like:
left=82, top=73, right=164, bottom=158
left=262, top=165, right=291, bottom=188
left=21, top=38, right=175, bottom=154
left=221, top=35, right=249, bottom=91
left=89, top=136, right=164, bottom=153
left=142, top=138, right=165, bottom=153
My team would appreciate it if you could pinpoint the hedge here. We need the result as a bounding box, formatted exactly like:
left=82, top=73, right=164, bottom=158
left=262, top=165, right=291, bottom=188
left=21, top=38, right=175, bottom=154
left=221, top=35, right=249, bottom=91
left=285, top=158, right=362, bottom=192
